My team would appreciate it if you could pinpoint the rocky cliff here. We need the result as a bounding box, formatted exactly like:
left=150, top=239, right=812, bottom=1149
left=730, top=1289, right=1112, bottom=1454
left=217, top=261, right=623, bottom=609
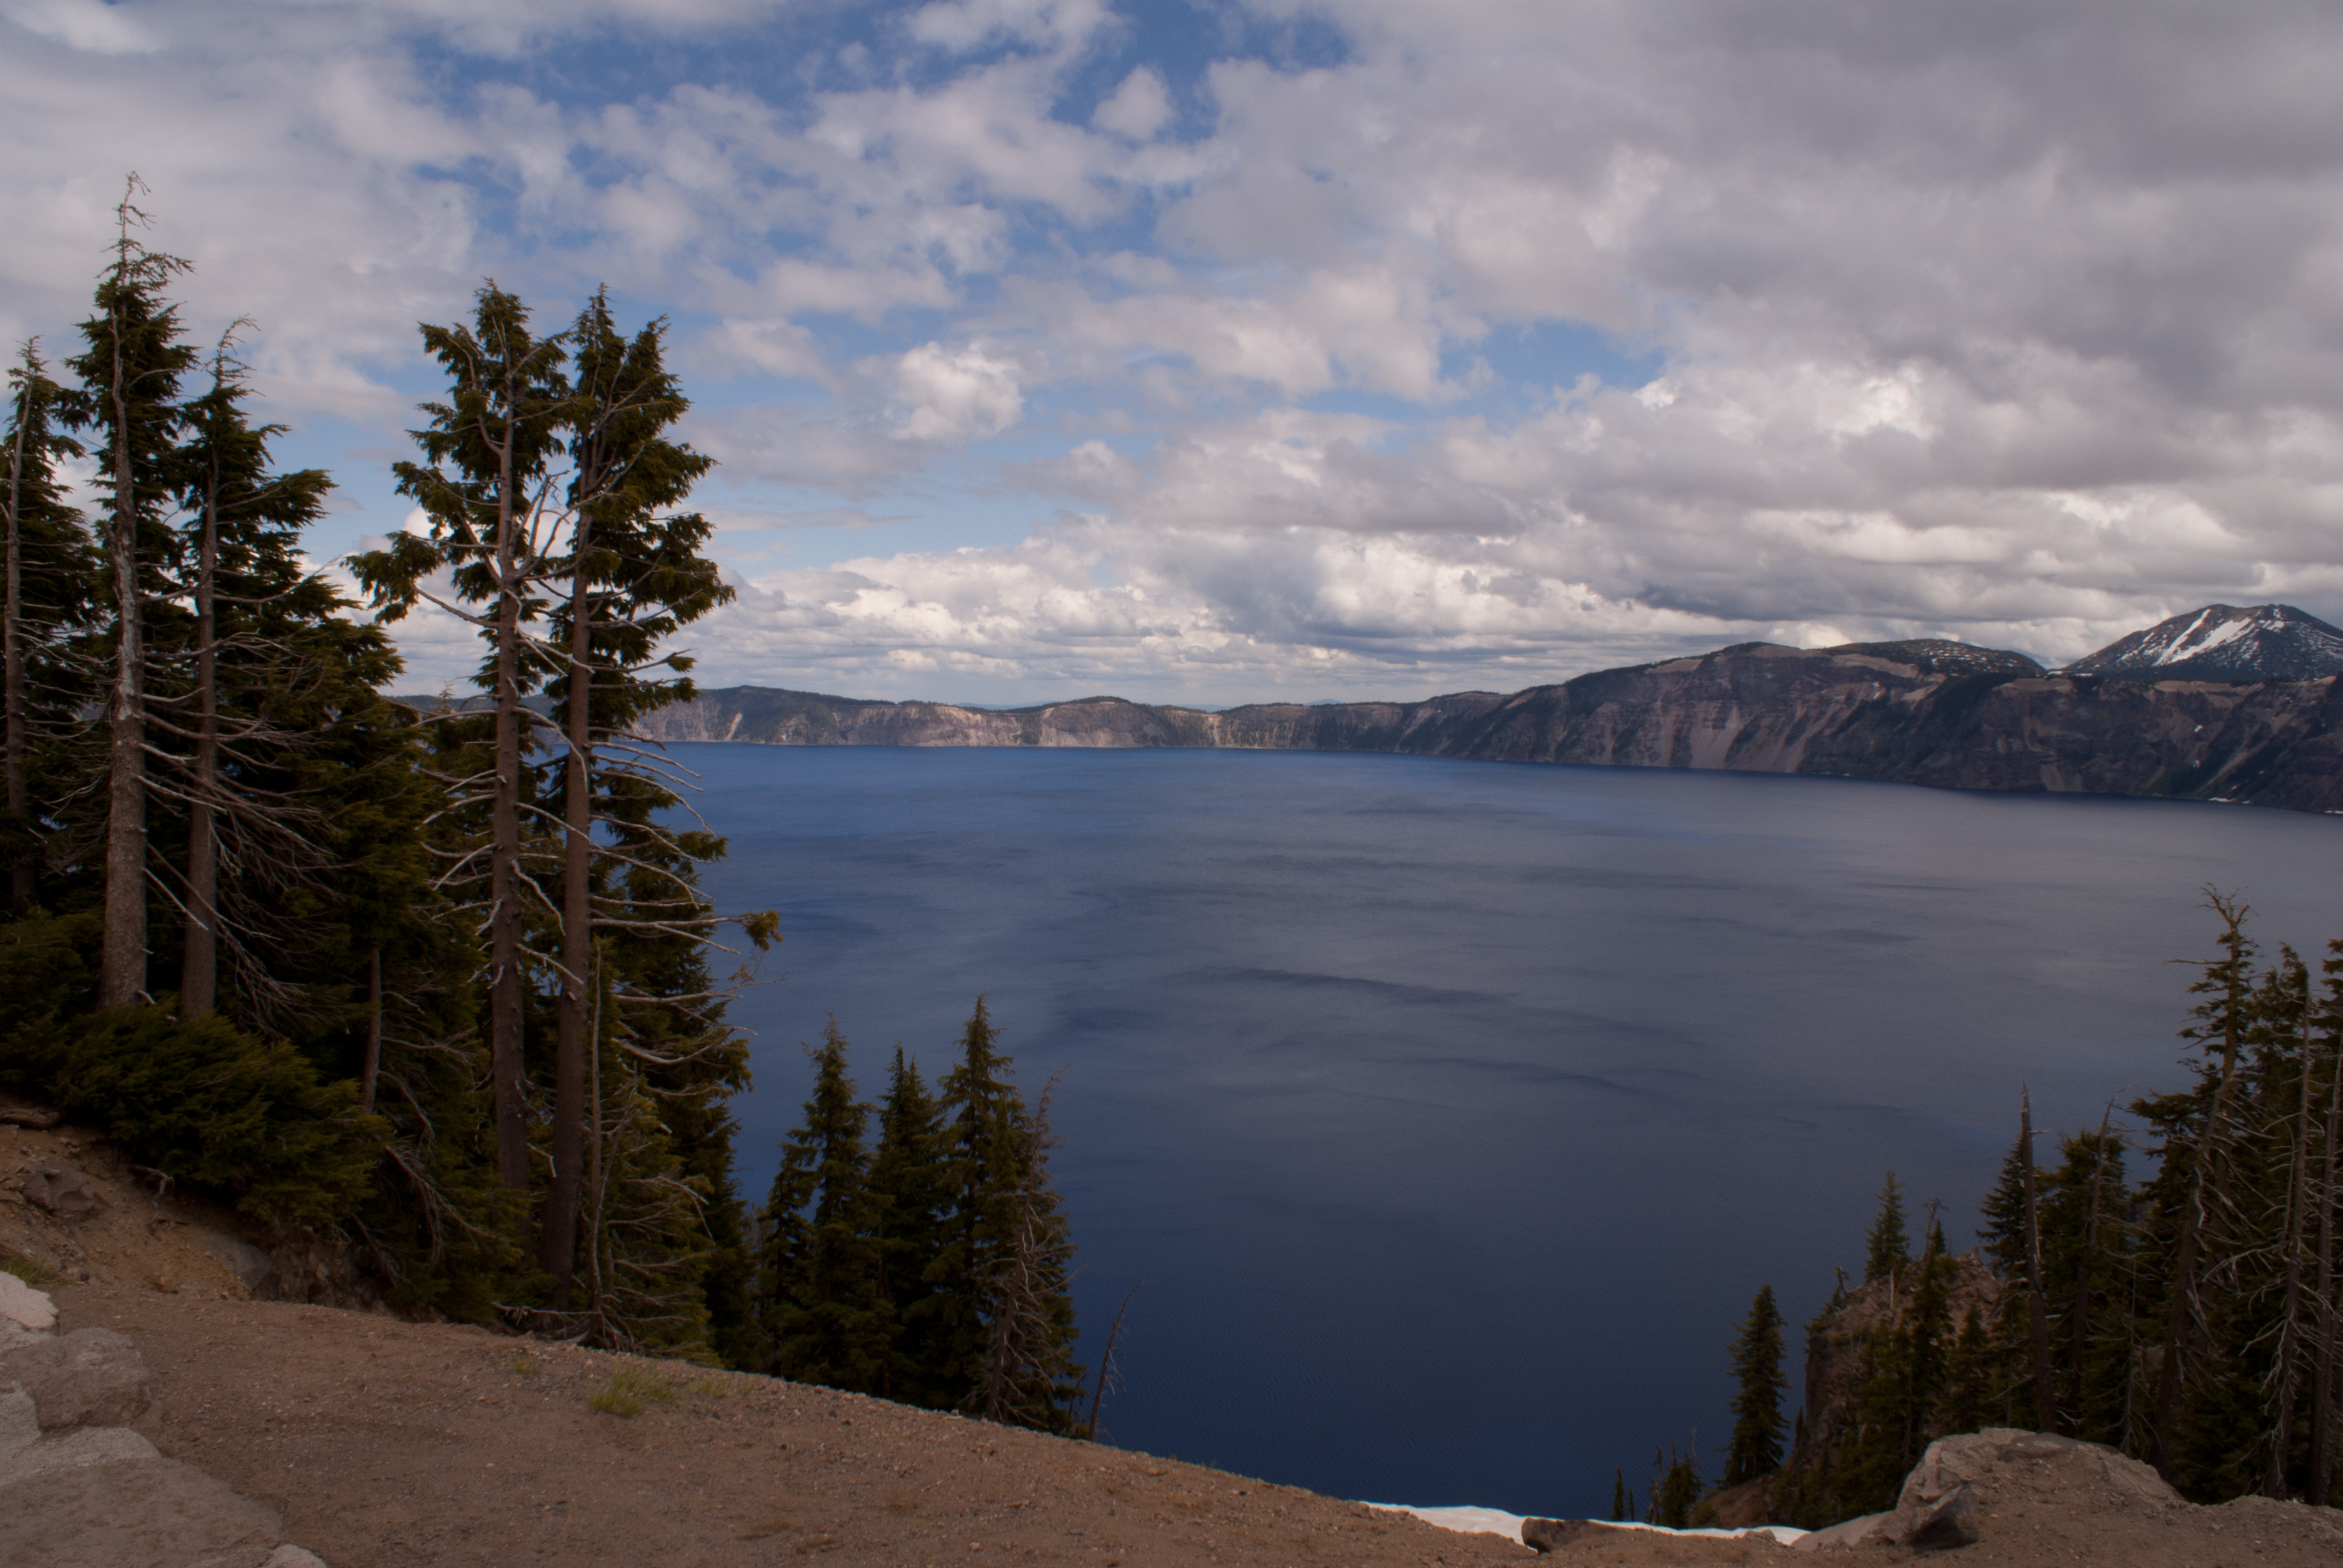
left=636, top=637, right=2343, bottom=813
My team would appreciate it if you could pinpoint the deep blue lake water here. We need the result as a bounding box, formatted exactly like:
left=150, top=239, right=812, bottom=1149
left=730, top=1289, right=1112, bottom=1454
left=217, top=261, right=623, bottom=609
left=684, top=743, right=2343, bottom=1517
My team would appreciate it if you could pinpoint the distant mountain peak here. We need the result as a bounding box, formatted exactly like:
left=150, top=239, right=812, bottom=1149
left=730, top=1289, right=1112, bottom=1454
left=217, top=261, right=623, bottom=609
left=2066, top=603, right=2343, bottom=682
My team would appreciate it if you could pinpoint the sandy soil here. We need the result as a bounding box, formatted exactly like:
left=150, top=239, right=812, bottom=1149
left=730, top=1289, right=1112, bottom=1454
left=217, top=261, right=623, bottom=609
left=11, top=1105, right=2343, bottom=1567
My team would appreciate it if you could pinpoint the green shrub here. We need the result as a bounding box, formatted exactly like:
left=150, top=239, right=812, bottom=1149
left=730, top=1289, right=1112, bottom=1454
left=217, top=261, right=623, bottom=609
left=0, top=918, right=387, bottom=1230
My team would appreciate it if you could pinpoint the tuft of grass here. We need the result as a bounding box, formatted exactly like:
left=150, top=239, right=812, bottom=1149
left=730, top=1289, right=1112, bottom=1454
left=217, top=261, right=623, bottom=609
left=686, top=1375, right=730, bottom=1397
left=1, top=1255, right=57, bottom=1288
left=510, top=1351, right=540, bottom=1376
left=588, top=1363, right=680, bottom=1418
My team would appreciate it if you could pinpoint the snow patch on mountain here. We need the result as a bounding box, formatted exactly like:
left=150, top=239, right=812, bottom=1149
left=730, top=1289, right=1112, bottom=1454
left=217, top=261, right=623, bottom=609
left=2065, top=604, right=2343, bottom=682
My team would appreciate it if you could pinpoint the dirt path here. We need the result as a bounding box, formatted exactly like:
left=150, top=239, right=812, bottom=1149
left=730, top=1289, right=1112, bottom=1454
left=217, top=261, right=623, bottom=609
left=56, top=1284, right=1565, bottom=1567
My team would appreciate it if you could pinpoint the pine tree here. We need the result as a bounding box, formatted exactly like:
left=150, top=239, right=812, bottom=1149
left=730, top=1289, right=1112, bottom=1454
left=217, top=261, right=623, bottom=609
left=971, top=1077, right=1084, bottom=1431
left=1610, top=1468, right=1631, bottom=1522
left=1, top=340, right=97, bottom=913
left=762, top=1019, right=888, bottom=1389
left=64, top=180, right=197, bottom=1010
left=166, top=328, right=341, bottom=1022
left=540, top=289, right=733, bottom=1301
left=932, top=995, right=1027, bottom=1402
left=352, top=283, right=570, bottom=1189
left=1725, top=1284, right=1789, bottom=1485
left=1863, top=1172, right=1911, bottom=1284
left=2148, top=889, right=2256, bottom=1481
left=867, top=1044, right=952, bottom=1405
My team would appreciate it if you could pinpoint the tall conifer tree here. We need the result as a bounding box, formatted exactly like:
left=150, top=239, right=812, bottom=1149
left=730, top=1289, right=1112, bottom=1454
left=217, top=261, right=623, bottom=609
left=353, top=284, right=569, bottom=1188
left=1863, top=1172, right=1911, bottom=1284
left=1725, top=1284, right=1789, bottom=1485
left=1, top=342, right=96, bottom=913
left=66, top=181, right=195, bottom=1008
left=868, top=1044, right=952, bottom=1404
left=762, top=1019, right=888, bottom=1389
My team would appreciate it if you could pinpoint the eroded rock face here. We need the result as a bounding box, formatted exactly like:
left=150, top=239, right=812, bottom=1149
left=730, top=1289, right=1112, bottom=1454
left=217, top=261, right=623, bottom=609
left=2, top=1327, right=163, bottom=1440
left=630, top=641, right=2343, bottom=815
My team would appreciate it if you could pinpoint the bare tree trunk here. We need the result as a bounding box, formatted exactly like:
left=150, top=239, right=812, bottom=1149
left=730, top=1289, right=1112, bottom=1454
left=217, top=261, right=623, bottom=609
left=2265, top=997, right=2317, bottom=1497
left=359, top=947, right=382, bottom=1114
left=97, top=311, right=147, bottom=1012
left=179, top=460, right=220, bottom=1015
left=543, top=508, right=594, bottom=1302
left=4, top=354, right=31, bottom=915
left=2022, top=1087, right=2059, bottom=1434
left=586, top=938, right=607, bottom=1320
left=488, top=364, right=529, bottom=1190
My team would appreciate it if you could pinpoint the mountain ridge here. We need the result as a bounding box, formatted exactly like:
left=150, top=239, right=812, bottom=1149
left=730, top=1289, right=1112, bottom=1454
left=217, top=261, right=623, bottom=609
left=2066, top=602, right=2343, bottom=682
left=617, top=625, right=2343, bottom=814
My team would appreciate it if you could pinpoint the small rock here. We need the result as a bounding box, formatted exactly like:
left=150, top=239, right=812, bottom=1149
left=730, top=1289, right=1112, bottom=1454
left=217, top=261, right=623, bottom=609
left=264, top=1547, right=332, bottom=1567
left=203, top=1233, right=275, bottom=1292
left=1, top=1328, right=163, bottom=1440
left=1903, top=1483, right=1981, bottom=1551
left=22, top=1163, right=97, bottom=1215
left=1521, top=1518, right=1627, bottom=1552
left=0, top=1272, right=56, bottom=1333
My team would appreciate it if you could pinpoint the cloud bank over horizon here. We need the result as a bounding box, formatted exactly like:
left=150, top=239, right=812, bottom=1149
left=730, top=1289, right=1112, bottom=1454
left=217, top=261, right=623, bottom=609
left=8, top=0, right=2343, bottom=703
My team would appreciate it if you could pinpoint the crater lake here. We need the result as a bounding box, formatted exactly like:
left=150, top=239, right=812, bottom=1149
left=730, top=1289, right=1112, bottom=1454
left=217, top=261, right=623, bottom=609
left=685, top=743, right=2343, bottom=1517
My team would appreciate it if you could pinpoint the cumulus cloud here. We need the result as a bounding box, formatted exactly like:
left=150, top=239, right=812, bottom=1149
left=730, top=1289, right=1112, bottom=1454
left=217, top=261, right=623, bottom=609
left=1093, top=67, right=1171, bottom=141
left=10, top=0, right=2343, bottom=701
left=891, top=342, right=1025, bottom=442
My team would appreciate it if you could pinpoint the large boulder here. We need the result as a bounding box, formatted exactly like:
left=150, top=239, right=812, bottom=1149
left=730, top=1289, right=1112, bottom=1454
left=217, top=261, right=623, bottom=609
left=1895, top=1428, right=2177, bottom=1515
left=0, top=1454, right=286, bottom=1568
left=2, top=1327, right=163, bottom=1440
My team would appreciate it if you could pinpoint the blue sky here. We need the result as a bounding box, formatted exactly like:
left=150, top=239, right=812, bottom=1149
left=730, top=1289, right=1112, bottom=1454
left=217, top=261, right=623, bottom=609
left=8, top=0, right=2343, bottom=701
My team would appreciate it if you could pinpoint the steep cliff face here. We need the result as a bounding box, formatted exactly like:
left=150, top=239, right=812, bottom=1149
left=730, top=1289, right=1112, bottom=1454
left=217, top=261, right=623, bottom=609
left=634, top=640, right=2343, bottom=813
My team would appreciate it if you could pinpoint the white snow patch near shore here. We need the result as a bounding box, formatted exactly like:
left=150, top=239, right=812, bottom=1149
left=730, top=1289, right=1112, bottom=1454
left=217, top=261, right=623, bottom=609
left=1366, top=1501, right=1808, bottom=1546
left=1366, top=1503, right=1527, bottom=1540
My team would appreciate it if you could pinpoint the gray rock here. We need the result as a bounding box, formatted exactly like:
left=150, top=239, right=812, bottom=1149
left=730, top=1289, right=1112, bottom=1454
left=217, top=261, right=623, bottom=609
left=1902, top=1483, right=1981, bottom=1551
left=2, top=1327, right=162, bottom=1439
left=1895, top=1426, right=2176, bottom=1515
left=2, top=1383, right=166, bottom=1485
left=1791, top=1509, right=1899, bottom=1550
left=0, top=1454, right=284, bottom=1568
left=263, top=1547, right=331, bottom=1567
left=1521, top=1518, right=1627, bottom=1552
left=0, top=1270, right=56, bottom=1331
left=204, top=1232, right=276, bottom=1292
left=23, top=1162, right=97, bottom=1214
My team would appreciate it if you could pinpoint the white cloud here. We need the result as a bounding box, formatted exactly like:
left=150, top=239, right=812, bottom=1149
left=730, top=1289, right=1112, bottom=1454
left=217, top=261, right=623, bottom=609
left=2, top=0, right=159, bottom=53
left=1093, top=67, right=1172, bottom=141
left=10, top=1, right=2343, bottom=702
left=892, top=342, right=1025, bottom=442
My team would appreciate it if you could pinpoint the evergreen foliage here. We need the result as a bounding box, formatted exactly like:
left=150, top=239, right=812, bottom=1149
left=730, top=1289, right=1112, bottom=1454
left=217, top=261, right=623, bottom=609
left=1863, top=1172, right=1912, bottom=1284
left=1725, top=1285, right=1789, bottom=1485
left=0, top=203, right=771, bottom=1367
left=755, top=999, right=1087, bottom=1433
left=1707, top=890, right=2343, bottom=1529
